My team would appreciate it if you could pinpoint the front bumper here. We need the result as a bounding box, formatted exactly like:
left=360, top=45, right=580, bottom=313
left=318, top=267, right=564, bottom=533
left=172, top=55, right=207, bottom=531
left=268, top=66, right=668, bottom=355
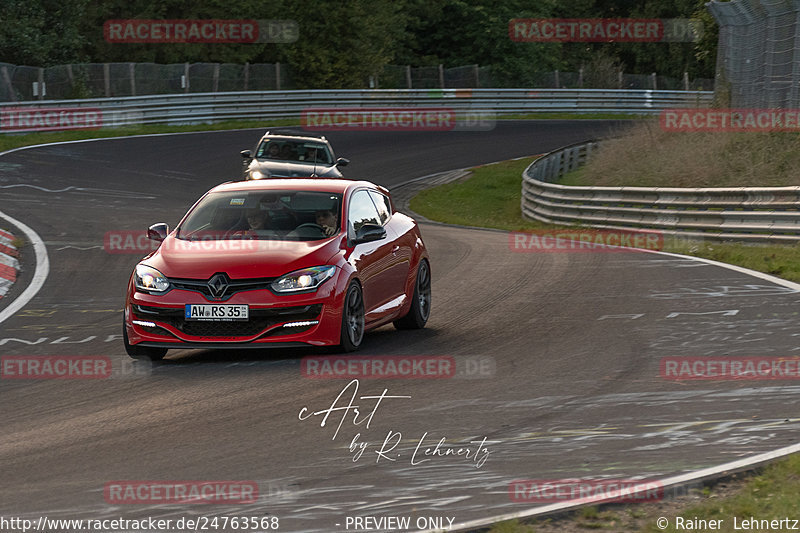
left=125, top=282, right=343, bottom=348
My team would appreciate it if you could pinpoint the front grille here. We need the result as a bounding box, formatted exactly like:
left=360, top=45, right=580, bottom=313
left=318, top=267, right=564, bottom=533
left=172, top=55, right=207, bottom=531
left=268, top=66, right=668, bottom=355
left=170, top=276, right=275, bottom=301
left=133, top=304, right=322, bottom=338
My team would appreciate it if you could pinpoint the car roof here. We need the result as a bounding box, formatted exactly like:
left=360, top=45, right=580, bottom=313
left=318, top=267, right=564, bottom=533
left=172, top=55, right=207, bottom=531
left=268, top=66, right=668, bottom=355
left=258, top=132, right=330, bottom=143
left=210, top=178, right=380, bottom=195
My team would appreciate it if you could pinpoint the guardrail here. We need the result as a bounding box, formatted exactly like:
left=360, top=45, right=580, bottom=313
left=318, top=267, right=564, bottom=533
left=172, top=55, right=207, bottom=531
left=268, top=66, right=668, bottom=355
left=0, top=88, right=712, bottom=133
left=521, top=140, right=800, bottom=242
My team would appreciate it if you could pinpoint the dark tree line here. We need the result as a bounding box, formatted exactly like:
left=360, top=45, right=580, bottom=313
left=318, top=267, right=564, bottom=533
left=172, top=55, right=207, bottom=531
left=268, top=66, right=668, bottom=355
left=0, top=0, right=717, bottom=88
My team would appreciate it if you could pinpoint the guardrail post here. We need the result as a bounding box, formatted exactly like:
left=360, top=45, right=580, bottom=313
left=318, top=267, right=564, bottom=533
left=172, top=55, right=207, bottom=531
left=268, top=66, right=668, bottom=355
left=683, top=71, right=689, bottom=91
left=66, top=64, right=74, bottom=93
left=1, top=66, right=16, bottom=102
left=438, top=64, right=445, bottom=88
left=473, top=64, right=479, bottom=87
left=578, top=67, right=584, bottom=88
left=651, top=72, right=657, bottom=90
left=129, top=63, right=136, bottom=96
left=213, top=63, right=220, bottom=92
left=244, top=62, right=249, bottom=91
left=554, top=70, right=560, bottom=88
left=183, top=63, right=189, bottom=93
left=405, top=65, right=412, bottom=89
left=276, top=62, right=281, bottom=90
left=37, top=68, right=44, bottom=100
left=104, top=63, right=110, bottom=97
left=571, top=146, right=580, bottom=171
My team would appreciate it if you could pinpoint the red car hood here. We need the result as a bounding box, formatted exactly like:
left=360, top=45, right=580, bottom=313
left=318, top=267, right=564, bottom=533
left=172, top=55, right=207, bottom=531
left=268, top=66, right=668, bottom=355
left=145, top=235, right=342, bottom=279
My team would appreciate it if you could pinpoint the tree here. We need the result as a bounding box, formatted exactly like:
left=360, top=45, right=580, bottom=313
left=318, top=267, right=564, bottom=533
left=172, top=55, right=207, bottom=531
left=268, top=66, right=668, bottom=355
left=0, top=0, right=89, bottom=66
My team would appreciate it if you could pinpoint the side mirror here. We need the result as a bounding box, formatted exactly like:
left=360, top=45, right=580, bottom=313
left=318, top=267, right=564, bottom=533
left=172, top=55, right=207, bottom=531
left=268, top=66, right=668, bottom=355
left=352, top=223, right=386, bottom=245
left=147, top=223, right=169, bottom=242
left=240, top=150, right=252, bottom=159
left=335, top=157, right=350, bottom=167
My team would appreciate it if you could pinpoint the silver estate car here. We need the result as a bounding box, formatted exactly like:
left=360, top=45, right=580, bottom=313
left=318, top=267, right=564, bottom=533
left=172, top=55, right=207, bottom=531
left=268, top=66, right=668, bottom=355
left=240, top=130, right=350, bottom=180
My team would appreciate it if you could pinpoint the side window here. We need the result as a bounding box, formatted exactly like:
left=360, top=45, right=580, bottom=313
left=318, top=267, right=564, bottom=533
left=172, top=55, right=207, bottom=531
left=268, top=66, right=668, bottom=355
left=348, top=190, right=382, bottom=240
left=369, top=191, right=391, bottom=225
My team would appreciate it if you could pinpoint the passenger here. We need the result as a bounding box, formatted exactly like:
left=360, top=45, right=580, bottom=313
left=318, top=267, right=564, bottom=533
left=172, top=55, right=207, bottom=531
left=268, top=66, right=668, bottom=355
left=303, top=147, right=318, bottom=162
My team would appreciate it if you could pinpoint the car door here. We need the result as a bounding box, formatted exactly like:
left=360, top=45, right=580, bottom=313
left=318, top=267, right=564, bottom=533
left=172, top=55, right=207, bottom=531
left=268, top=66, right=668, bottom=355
left=346, top=189, right=398, bottom=321
left=369, top=189, right=412, bottom=301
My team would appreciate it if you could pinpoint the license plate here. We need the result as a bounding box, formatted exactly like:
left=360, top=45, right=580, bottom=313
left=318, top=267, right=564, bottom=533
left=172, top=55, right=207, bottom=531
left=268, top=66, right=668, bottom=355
left=185, top=304, right=249, bottom=321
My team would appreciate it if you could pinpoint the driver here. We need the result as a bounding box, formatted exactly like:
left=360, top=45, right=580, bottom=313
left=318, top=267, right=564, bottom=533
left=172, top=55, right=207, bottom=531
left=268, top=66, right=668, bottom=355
left=315, top=209, right=338, bottom=236
left=265, top=143, right=281, bottom=159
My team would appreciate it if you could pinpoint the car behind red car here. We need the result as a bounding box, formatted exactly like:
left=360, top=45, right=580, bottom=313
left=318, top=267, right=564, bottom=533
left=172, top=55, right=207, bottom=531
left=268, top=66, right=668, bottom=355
left=123, top=179, right=430, bottom=360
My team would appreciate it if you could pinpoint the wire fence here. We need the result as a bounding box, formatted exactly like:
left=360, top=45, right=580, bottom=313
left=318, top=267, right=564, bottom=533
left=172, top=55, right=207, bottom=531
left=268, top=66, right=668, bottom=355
left=0, top=61, right=714, bottom=102
left=709, top=0, right=800, bottom=108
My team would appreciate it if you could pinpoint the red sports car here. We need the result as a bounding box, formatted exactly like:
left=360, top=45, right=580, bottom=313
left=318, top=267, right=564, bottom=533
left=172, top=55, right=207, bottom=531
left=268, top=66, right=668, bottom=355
left=123, top=179, right=431, bottom=360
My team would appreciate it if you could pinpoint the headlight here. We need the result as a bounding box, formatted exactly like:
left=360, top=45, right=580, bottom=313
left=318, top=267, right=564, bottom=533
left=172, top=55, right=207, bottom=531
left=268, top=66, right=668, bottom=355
left=134, top=264, right=170, bottom=293
left=271, top=266, right=336, bottom=293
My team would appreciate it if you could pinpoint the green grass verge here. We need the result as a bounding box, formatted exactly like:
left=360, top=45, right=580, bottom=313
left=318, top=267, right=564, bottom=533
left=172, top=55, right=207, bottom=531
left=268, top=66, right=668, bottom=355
left=0, top=118, right=300, bottom=153
left=640, top=456, right=800, bottom=533
left=563, top=122, right=800, bottom=188
left=409, top=156, right=800, bottom=532
left=482, top=456, right=800, bottom=533
left=410, top=157, right=548, bottom=231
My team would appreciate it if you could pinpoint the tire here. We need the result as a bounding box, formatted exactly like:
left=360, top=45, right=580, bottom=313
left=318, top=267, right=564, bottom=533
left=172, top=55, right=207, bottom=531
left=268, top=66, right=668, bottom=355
left=123, top=320, right=167, bottom=361
left=394, top=259, right=431, bottom=330
left=339, top=281, right=365, bottom=352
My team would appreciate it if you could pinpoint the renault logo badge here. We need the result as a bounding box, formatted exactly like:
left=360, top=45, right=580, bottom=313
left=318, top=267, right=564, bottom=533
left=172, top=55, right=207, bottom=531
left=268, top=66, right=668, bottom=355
left=207, top=273, right=229, bottom=299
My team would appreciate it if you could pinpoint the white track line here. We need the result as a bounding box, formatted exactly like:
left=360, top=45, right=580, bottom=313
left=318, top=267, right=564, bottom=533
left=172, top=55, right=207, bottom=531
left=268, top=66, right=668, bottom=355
left=0, top=210, right=49, bottom=325
left=424, top=442, right=800, bottom=532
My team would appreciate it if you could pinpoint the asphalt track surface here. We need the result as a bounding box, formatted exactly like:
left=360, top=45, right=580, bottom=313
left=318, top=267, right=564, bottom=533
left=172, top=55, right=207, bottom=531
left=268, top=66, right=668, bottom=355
left=2, top=121, right=800, bottom=532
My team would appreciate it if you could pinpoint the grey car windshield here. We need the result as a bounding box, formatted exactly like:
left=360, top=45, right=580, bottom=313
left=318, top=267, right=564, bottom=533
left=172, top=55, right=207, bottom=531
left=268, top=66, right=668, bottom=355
left=256, top=140, right=333, bottom=165
left=177, top=190, right=342, bottom=241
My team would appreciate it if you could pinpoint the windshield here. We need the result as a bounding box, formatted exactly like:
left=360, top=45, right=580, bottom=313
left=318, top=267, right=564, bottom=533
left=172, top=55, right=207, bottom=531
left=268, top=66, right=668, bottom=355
left=255, top=139, right=333, bottom=165
left=177, top=190, right=342, bottom=241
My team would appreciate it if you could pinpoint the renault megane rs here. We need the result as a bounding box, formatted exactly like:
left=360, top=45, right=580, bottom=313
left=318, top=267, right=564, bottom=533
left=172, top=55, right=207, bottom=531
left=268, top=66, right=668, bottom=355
left=123, top=179, right=431, bottom=360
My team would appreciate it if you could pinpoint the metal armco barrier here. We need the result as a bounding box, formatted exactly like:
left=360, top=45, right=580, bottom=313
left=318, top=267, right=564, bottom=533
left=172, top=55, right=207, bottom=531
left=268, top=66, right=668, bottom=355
left=522, top=140, right=800, bottom=242
left=0, top=88, right=712, bottom=133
